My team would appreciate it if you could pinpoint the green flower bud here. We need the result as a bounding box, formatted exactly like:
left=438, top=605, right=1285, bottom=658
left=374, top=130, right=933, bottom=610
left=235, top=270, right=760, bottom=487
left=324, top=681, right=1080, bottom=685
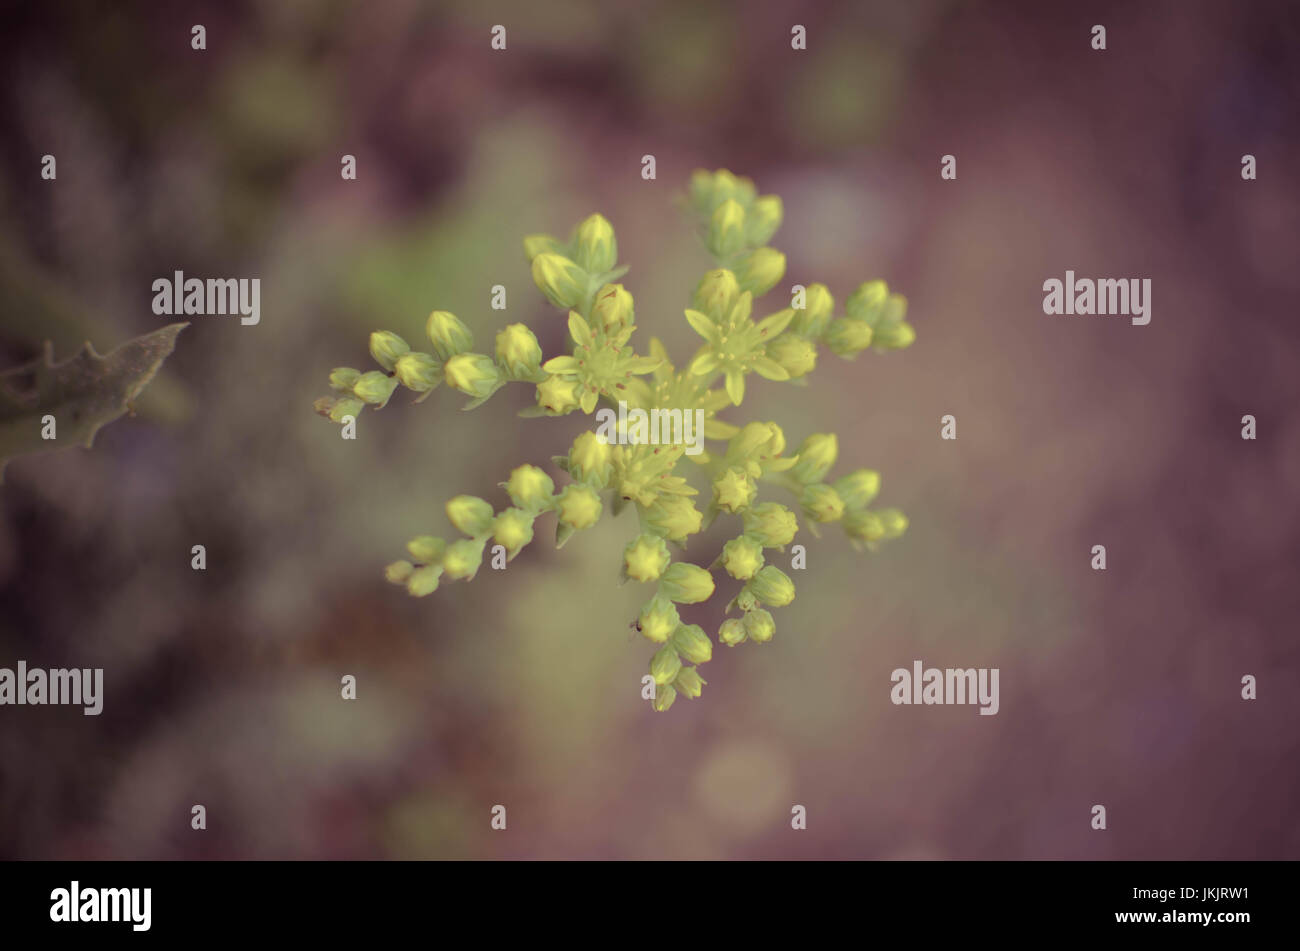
left=791, top=282, right=834, bottom=337
left=746, top=195, right=783, bottom=246
left=790, top=433, right=838, bottom=484
left=369, top=331, right=410, bottom=372
left=624, top=533, right=671, bottom=582
left=637, top=594, right=680, bottom=644
left=406, top=535, right=447, bottom=564
left=352, top=370, right=399, bottom=407
left=426, top=310, right=474, bottom=361
left=643, top=495, right=704, bottom=543
left=871, top=321, right=916, bottom=351
left=522, top=233, right=564, bottom=262
left=591, top=283, right=634, bottom=334
left=707, top=198, right=746, bottom=259
left=824, top=317, right=874, bottom=357
left=692, top=268, right=741, bottom=321
left=652, top=682, right=677, bottom=712
left=743, top=502, right=799, bottom=548
left=674, top=666, right=706, bottom=699
left=573, top=213, right=618, bottom=274
left=659, top=563, right=715, bottom=604
left=385, top=560, right=414, bottom=584
left=443, top=353, right=503, bottom=400
left=326, top=397, right=364, bottom=423
left=749, top=565, right=795, bottom=607
left=492, top=508, right=534, bottom=557
left=394, top=351, right=442, bottom=392
left=843, top=510, right=886, bottom=545
left=555, top=483, right=603, bottom=531
left=733, top=247, right=786, bottom=296
left=844, top=280, right=889, bottom=323
left=567, top=431, right=614, bottom=487
left=406, top=564, right=443, bottom=597
left=531, top=252, right=587, bottom=310
left=672, top=623, right=713, bottom=664
left=743, top=608, right=776, bottom=643
left=441, top=538, right=486, bottom=580
left=766, top=334, right=817, bottom=379
left=536, top=374, right=581, bottom=414
left=650, top=644, right=682, bottom=686
left=718, top=617, right=748, bottom=647
left=711, top=466, right=756, bottom=514
left=720, top=535, right=764, bottom=580
left=502, top=464, right=555, bottom=512
left=494, top=324, right=543, bottom=379
left=800, top=483, right=845, bottom=523
left=833, top=469, right=881, bottom=510
left=446, top=495, right=494, bottom=537
left=877, top=507, right=909, bottom=539
left=329, top=367, right=362, bottom=392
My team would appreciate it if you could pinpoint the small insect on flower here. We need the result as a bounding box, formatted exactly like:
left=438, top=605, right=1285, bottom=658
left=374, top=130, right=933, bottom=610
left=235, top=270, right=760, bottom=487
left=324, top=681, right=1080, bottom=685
left=315, top=168, right=916, bottom=711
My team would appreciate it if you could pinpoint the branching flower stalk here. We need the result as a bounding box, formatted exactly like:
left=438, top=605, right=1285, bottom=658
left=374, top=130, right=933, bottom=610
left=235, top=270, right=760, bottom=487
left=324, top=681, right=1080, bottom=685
left=315, top=170, right=915, bottom=712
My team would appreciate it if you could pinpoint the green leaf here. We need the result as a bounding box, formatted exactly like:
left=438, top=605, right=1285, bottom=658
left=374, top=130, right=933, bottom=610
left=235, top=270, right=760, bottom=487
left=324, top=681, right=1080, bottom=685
left=0, top=322, right=187, bottom=481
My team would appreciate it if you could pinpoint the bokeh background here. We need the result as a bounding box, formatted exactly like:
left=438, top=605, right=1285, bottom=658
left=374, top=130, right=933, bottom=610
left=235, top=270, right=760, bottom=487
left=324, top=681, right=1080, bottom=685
left=1, top=0, right=1297, bottom=860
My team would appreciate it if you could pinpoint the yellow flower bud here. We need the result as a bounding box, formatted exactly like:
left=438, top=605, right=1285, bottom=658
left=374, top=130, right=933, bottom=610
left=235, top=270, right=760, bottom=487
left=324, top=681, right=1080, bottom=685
left=555, top=483, right=603, bottom=531
left=643, top=495, right=704, bottom=543
left=824, top=317, right=874, bottom=357
left=369, top=331, right=409, bottom=372
left=522, top=233, right=564, bottom=262
left=791, top=282, right=835, bottom=337
left=718, top=617, right=747, bottom=647
left=502, top=464, right=554, bottom=512
left=672, top=623, right=713, bottom=664
left=651, top=644, right=682, bottom=686
left=385, top=560, right=414, bottom=584
left=494, top=324, right=542, bottom=379
left=692, top=268, right=741, bottom=321
left=871, top=320, right=916, bottom=351
left=742, top=502, right=799, bottom=548
left=766, top=334, right=817, bottom=379
left=844, top=280, right=889, bottom=323
left=406, top=535, right=446, bottom=564
left=352, top=370, right=399, bottom=407
left=406, top=564, right=442, bottom=597
left=536, top=374, right=581, bottom=414
left=567, top=431, right=614, bottom=487
left=790, top=433, right=838, bottom=484
left=652, top=682, right=677, bottom=712
left=834, top=469, right=881, bottom=510
left=637, top=594, right=680, bottom=644
left=394, top=352, right=441, bottom=392
left=425, top=311, right=474, bottom=361
left=800, top=483, right=845, bottom=523
left=843, top=510, right=886, bottom=545
left=877, top=507, right=909, bottom=539
left=531, top=252, right=587, bottom=310
left=707, top=199, right=746, bottom=259
left=743, top=608, right=776, bottom=643
left=446, top=495, right=494, bottom=536
left=329, top=367, right=362, bottom=392
left=492, top=508, right=534, bottom=558
left=733, top=247, right=785, bottom=296
left=711, top=466, right=756, bottom=514
left=624, top=533, right=671, bottom=582
left=659, top=562, right=715, bottom=604
left=591, top=283, right=634, bottom=334
left=441, top=538, right=486, bottom=580
left=674, top=666, right=706, bottom=699
left=720, top=535, right=764, bottom=580
left=746, top=195, right=783, bottom=246
left=442, top=353, right=502, bottom=399
left=573, top=213, right=618, bottom=274
left=749, top=565, right=795, bottom=607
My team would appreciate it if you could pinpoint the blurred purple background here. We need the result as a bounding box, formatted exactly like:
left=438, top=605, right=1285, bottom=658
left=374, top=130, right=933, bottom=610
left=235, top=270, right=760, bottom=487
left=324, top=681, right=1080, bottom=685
left=0, top=0, right=1297, bottom=859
